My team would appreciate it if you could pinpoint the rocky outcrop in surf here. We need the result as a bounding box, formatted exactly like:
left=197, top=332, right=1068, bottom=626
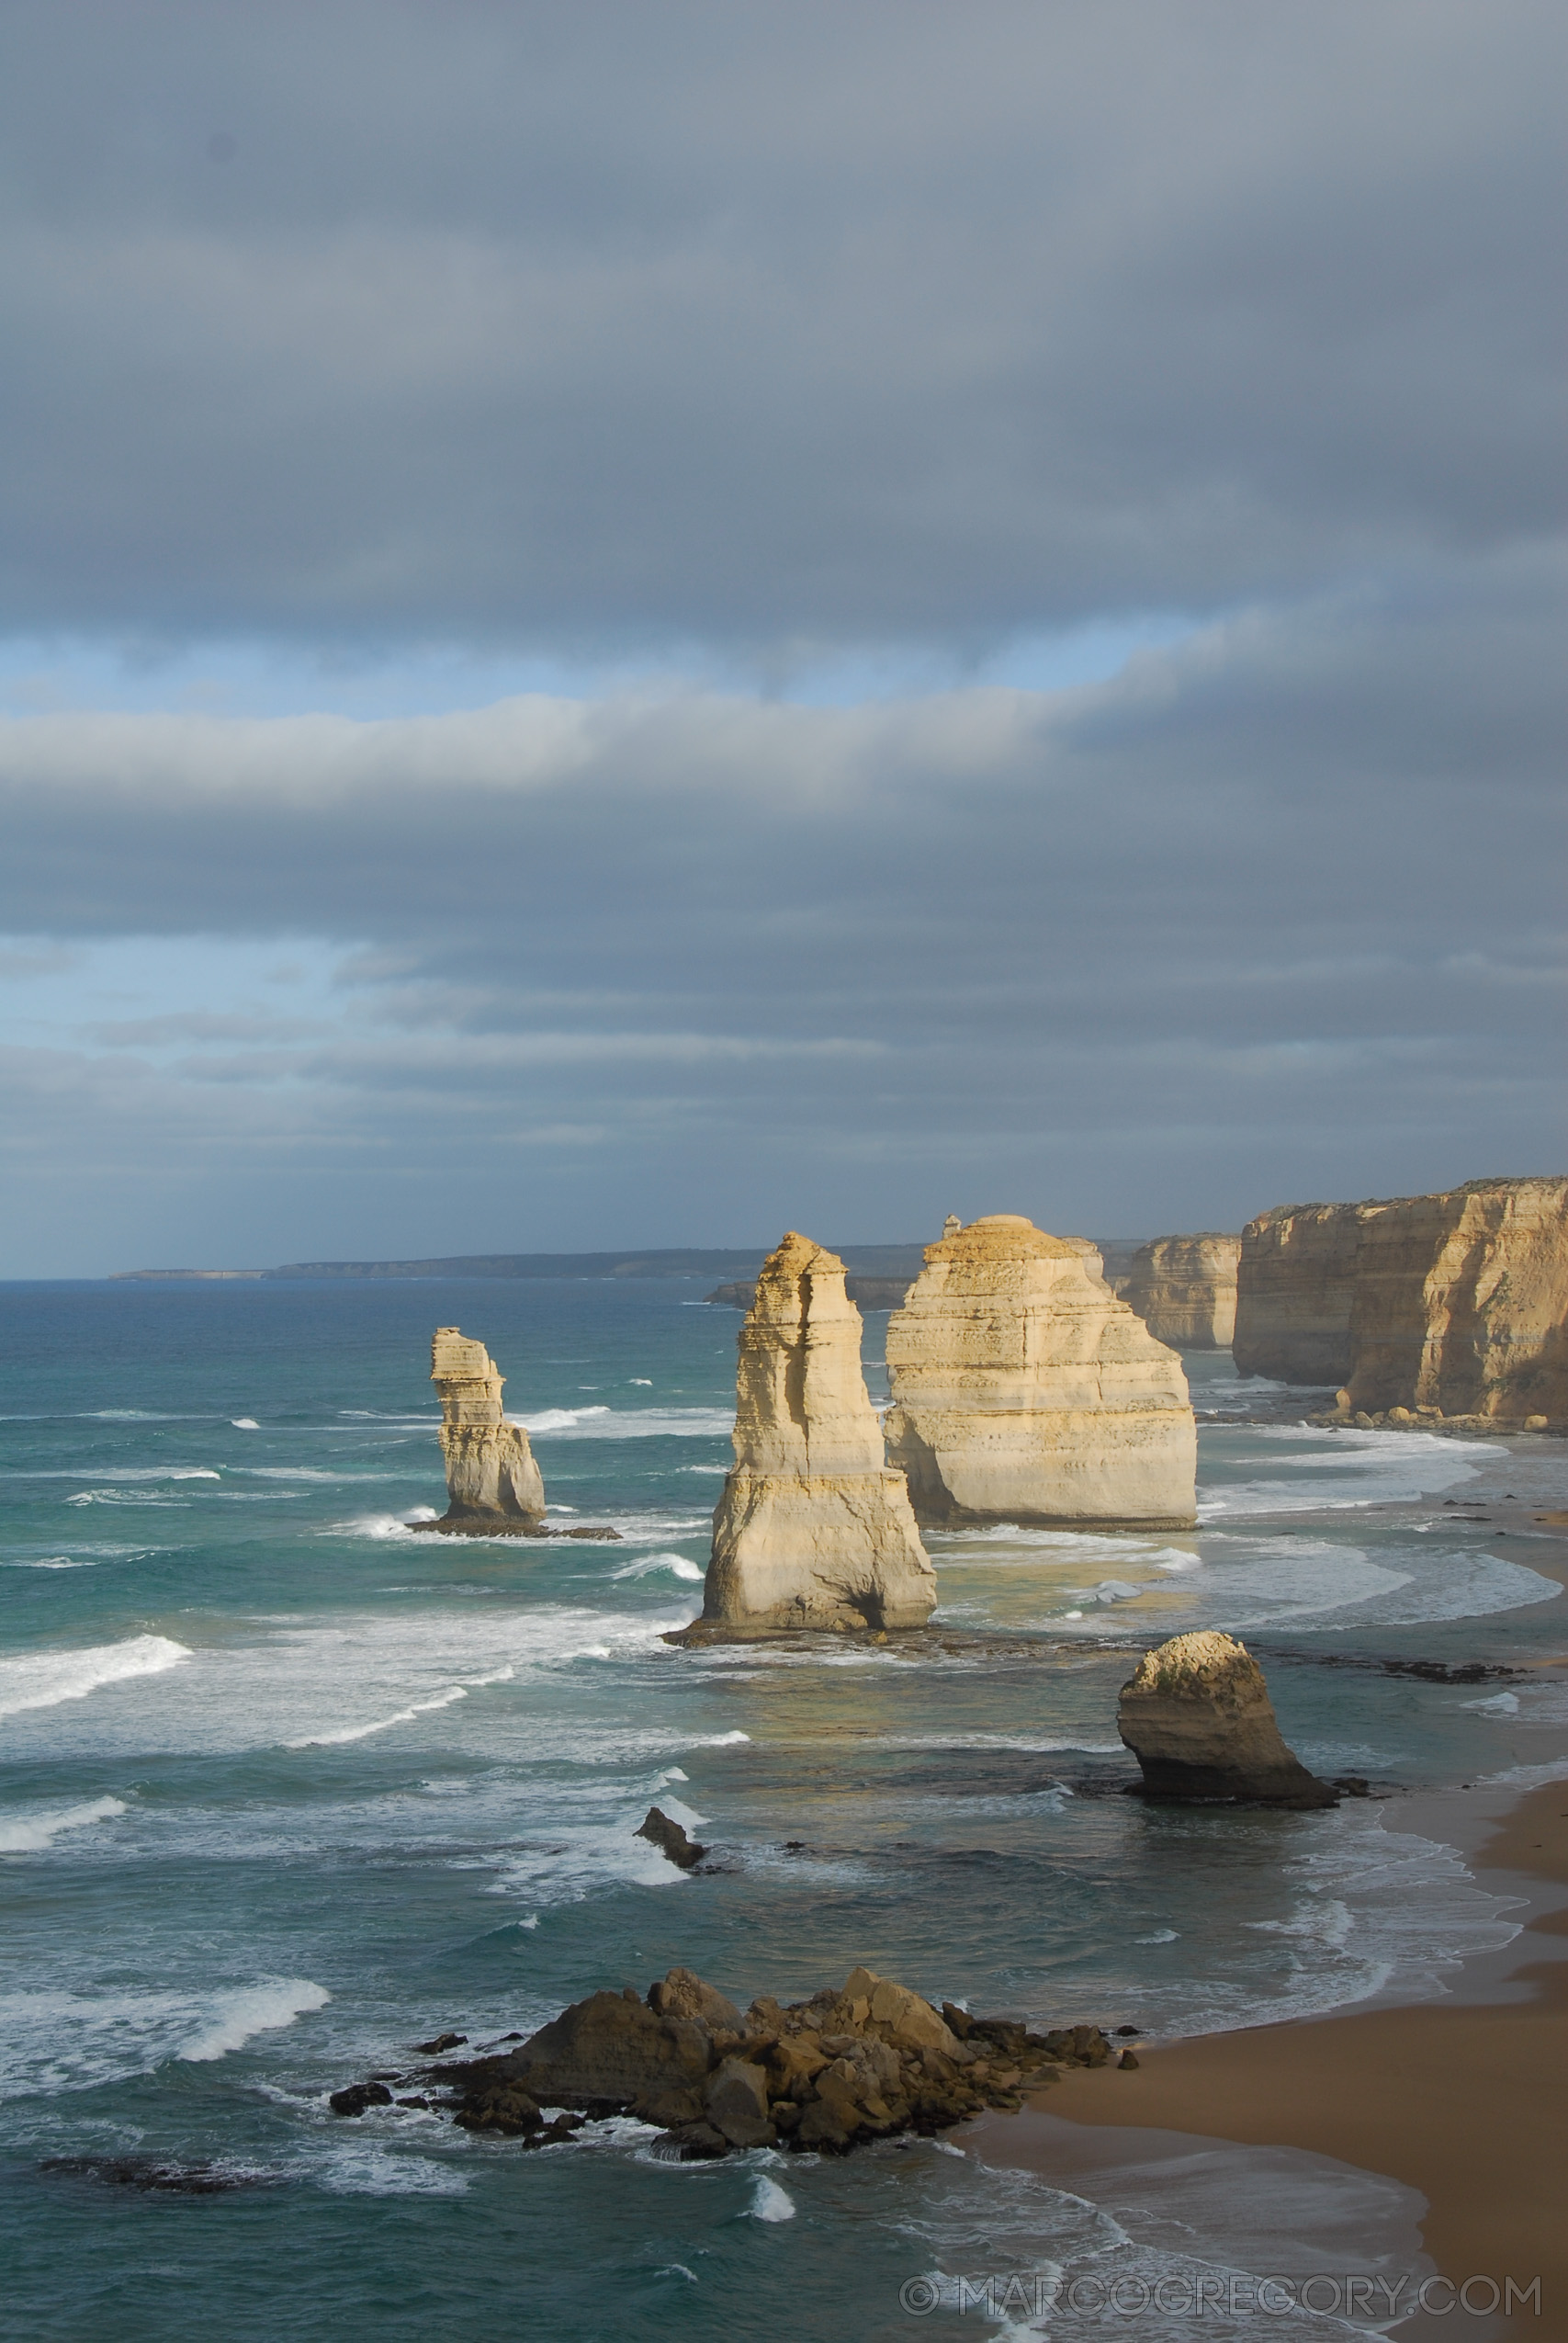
left=1342, top=1177, right=1567, bottom=1425
left=328, top=1964, right=1128, bottom=2157
left=1121, top=1234, right=1240, bottom=1349
left=701, top=1233, right=937, bottom=1632
left=882, top=1215, right=1196, bottom=1527
left=1118, top=1631, right=1336, bottom=1807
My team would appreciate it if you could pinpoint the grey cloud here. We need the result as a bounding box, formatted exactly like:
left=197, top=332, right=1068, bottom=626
left=0, top=0, right=1560, bottom=646
left=0, top=560, right=1562, bottom=1269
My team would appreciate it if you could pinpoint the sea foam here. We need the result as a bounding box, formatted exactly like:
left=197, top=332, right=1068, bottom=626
left=0, top=1635, right=190, bottom=1719
left=0, top=1796, right=128, bottom=1853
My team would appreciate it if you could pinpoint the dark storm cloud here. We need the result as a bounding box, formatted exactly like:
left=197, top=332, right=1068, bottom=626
left=0, top=0, right=1560, bottom=644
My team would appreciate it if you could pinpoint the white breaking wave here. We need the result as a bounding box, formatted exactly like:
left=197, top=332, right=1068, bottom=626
left=611, top=1552, right=705, bottom=1581
left=231, top=1417, right=260, bottom=1429
left=0, top=1795, right=128, bottom=1853
left=287, top=1683, right=474, bottom=1748
left=517, top=1405, right=734, bottom=1441
left=18, top=1466, right=222, bottom=1481
left=180, top=1979, right=333, bottom=2060
left=0, top=1977, right=330, bottom=2099
left=1198, top=1427, right=1488, bottom=1520
left=0, top=1635, right=191, bottom=1718
left=750, top=2177, right=795, bottom=2221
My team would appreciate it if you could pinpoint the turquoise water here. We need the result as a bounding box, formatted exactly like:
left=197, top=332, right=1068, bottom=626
left=3, top=1279, right=1566, bottom=2340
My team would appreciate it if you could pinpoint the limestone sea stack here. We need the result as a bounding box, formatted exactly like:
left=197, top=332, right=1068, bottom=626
left=883, top=1216, right=1196, bottom=1528
left=1118, top=1631, right=1336, bottom=1806
left=1121, top=1234, right=1241, bottom=1349
left=1232, top=1202, right=1375, bottom=1382
left=702, top=1233, right=937, bottom=1632
left=429, top=1327, right=546, bottom=1524
left=1345, top=1176, right=1568, bottom=1423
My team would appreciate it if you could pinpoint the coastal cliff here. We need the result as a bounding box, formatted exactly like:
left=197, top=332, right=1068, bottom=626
left=1121, top=1234, right=1240, bottom=1349
left=429, top=1327, right=547, bottom=1522
left=1232, top=1202, right=1380, bottom=1382
left=883, top=1215, right=1196, bottom=1527
left=703, top=1233, right=937, bottom=1632
left=1345, top=1176, right=1568, bottom=1422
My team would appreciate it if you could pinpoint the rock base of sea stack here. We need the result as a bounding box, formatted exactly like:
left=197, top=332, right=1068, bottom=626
left=1118, top=1631, right=1336, bottom=1807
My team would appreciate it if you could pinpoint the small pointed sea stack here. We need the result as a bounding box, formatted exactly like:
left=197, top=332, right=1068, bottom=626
left=884, top=1215, right=1197, bottom=1527
left=703, top=1233, right=937, bottom=1632
left=430, top=1327, right=546, bottom=1524
left=1118, top=1631, right=1335, bottom=1807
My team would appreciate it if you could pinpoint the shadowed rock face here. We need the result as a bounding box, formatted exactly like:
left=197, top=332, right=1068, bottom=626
left=1233, top=1203, right=1379, bottom=1383
left=1122, top=1234, right=1240, bottom=1349
left=883, top=1215, right=1196, bottom=1527
left=430, top=1327, right=546, bottom=1522
left=1345, top=1177, right=1568, bottom=1423
left=704, top=1232, right=936, bottom=1632
left=1118, top=1631, right=1336, bottom=1807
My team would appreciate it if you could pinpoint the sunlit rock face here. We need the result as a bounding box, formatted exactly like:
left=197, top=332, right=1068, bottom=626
left=1345, top=1176, right=1568, bottom=1422
left=1121, top=1234, right=1240, bottom=1350
left=882, top=1215, right=1196, bottom=1528
left=1118, top=1631, right=1336, bottom=1806
left=704, top=1233, right=937, bottom=1632
left=1233, top=1202, right=1376, bottom=1383
left=431, top=1327, right=546, bottom=1521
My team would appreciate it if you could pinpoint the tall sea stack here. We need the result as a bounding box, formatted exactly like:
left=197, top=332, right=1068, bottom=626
left=430, top=1327, right=547, bottom=1524
left=883, top=1215, right=1197, bottom=1527
left=703, top=1233, right=937, bottom=1633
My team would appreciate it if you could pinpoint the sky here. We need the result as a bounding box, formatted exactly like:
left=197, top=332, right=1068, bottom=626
left=0, top=0, right=1562, bottom=1275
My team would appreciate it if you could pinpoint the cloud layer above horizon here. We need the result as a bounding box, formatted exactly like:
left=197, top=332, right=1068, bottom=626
left=0, top=1, right=1562, bottom=1272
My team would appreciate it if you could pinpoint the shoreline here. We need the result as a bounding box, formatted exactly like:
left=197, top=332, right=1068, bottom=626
left=964, top=1774, right=1568, bottom=2332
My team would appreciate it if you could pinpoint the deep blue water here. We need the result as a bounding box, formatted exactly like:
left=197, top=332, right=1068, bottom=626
left=3, top=1279, right=1565, bottom=2340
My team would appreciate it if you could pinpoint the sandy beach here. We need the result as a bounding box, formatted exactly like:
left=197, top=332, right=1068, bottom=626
left=966, top=1776, right=1568, bottom=2334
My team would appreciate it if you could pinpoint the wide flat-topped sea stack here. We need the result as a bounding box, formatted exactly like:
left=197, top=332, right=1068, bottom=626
left=702, top=1233, right=937, bottom=1632
left=1118, top=1631, right=1335, bottom=1806
left=1345, top=1177, right=1567, bottom=1424
left=883, top=1216, right=1196, bottom=1527
left=429, top=1327, right=547, bottom=1524
left=1122, top=1234, right=1241, bottom=1350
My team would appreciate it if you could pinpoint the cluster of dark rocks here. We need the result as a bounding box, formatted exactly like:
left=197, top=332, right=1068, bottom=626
left=328, top=1964, right=1134, bottom=2159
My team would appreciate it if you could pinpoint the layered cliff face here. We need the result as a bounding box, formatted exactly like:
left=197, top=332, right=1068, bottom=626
left=1118, top=1631, right=1335, bottom=1806
left=431, top=1327, right=547, bottom=1522
left=1121, top=1234, right=1240, bottom=1349
left=1345, top=1177, right=1568, bottom=1422
left=882, top=1215, right=1196, bottom=1527
left=1232, top=1202, right=1383, bottom=1382
left=704, top=1233, right=937, bottom=1632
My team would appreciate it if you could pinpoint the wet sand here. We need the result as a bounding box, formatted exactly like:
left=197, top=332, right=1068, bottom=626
left=966, top=1778, right=1568, bottom=2334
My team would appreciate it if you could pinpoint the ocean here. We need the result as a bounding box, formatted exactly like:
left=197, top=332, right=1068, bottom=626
left=3, top=1276, right=1565, bottom=2340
